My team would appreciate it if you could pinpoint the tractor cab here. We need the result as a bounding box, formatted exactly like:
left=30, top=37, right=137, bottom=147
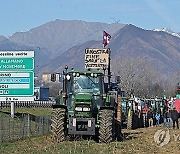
left=64, top=70, right=105, bottom=118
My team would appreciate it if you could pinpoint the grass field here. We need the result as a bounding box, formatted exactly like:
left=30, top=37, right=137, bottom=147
left=0, top=126, right=179, bottom=154
left=0, top=108, right=52, bottom=116
left=0, top=108, right=179, bottom=154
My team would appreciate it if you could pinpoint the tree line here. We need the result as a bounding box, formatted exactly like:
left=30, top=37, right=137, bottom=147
left=111, top=57, right=179, bottom=98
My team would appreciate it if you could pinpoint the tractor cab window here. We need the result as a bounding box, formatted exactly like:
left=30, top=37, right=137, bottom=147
left=72, top=74, right=103, bottom=94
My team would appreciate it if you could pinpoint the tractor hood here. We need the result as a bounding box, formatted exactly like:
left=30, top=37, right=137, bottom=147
left=74, top=93, right=92, bottom=117
left=75, top=93, right=92, bottom=102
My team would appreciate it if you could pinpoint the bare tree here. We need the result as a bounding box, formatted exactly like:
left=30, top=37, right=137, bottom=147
left=111, top=57, right=160, bottom=97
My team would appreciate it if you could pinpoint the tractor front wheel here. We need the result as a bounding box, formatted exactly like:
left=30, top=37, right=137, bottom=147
left=99, top=109, right=114, bottom=143
left=51, top=108, right=66, bottom=142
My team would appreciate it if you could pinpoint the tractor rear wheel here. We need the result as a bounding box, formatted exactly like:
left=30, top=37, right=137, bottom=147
left=99, top=109, right=114, bottom=143
left=51, top=108, right=66, bottom=142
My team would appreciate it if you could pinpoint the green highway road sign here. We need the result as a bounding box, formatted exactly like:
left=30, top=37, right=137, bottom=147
left=0, top=51, right=34, bottom=97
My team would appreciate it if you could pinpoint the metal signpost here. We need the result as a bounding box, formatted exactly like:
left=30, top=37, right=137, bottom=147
left=0, top=51, right=34, bottom=117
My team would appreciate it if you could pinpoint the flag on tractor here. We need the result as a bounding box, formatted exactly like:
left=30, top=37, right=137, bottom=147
left=103, top=31, right=111, bottom=48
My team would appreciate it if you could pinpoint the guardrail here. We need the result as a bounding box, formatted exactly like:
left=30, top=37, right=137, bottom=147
left=0, top=101, right=56, bottom=109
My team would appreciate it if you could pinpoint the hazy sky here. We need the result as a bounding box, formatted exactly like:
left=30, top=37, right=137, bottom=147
left=0, top=0, right=179, bottom=36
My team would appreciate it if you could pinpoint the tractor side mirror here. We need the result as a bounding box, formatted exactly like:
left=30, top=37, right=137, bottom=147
left=51, top=73, right=56, bottom=82
left=115, top=76, right=121, bottom=84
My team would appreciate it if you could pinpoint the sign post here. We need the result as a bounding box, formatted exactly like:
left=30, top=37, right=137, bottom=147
left=0, top=51, right=34, bottom=117
left=11, top=101, right=15, bottom=118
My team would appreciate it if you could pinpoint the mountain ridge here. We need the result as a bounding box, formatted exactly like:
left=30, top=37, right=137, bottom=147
left=9, top=19, right=125, bottom=59
left=153, top=28, right=180, bottom=38
left=0, top=39, right=50, bottom=71
left=37, top=24, right=180, bottom=77
left=0, top=20, right=179, bottom=81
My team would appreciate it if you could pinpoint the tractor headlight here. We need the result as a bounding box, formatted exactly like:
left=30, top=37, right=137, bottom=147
left=83, top=107, right=91, bottom=112
left=75, top=107, right=83, bottom=111
left=73, top=72, right=76, bottom=77
left=102, top=93, right=106, bottom=99
left=94, top=73, right=97, bottom=77
left=76, top=73, right=80, bottom=77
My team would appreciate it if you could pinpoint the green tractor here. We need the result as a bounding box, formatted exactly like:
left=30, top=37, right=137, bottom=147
left=51, top=67, right=122, bottom=143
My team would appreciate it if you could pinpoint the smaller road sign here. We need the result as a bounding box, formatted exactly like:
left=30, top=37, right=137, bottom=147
left=0, top=71, right=34, bottom=96
left=0, top=58, right=34, bottom=71
left=0, top=78, right=30, bottom=84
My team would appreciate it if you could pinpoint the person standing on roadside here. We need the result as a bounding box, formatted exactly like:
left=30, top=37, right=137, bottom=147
left=167, top=109, right=173, bottom=128
left=171, top=107, right=179, bottom=129
left=137, top=109, right=141, bottom=128
left=160, top=106, right=164, bottom=123
left=155, top=112, right=160, bottom=126
left=147, top=109, right=153, bottom=127
left=163, top=111, right=168, bottom=127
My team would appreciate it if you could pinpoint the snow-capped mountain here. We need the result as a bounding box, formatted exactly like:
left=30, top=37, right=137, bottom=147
left=153, top=28, right=180, bottom=38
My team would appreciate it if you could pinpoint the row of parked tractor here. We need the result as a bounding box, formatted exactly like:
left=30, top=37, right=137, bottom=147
left=121, top=94, right=180, bottom=129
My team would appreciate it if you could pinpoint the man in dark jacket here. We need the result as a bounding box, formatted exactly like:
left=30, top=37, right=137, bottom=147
left=147, top=110, right=153, bottom=127
left=163, top=111, right=168, bottom=127
left=171, top=107, right=179, bottom=129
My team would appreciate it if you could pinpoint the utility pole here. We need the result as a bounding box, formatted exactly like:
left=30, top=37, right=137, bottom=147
left=108, top=49, right=111, bottom=91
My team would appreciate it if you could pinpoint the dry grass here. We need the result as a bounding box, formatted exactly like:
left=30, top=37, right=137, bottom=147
left=0, top=123, right=180, bottom=154
left=0, top=108, right=52, bottom=116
